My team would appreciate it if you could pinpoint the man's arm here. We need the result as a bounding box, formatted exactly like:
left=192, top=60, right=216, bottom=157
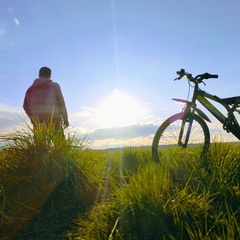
left=54, top=83, right=69, bottom=127
left=23, top=89, right=33, bottom=122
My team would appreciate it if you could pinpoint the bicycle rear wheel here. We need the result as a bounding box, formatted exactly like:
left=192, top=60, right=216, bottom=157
left=152, top=112, right=210, bottom=163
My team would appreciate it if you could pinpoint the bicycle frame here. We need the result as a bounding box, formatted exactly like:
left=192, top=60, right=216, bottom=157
left=151, top=70, right=240, bottom=163
left=174, top=83, right=240, bottom=141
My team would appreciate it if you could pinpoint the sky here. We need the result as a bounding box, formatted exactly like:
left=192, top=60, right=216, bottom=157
left=0, top=0, right=240, bottom=149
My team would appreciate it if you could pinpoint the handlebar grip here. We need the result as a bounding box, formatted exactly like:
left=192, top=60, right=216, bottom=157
left=210, top=74, right=218, bottom=79
left=203, top=73, right=218, bottom=79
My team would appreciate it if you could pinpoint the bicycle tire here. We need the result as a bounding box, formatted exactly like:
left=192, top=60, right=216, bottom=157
left=152, top=112, right=210, bottom=163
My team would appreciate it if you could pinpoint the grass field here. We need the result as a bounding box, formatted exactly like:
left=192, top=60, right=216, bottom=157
left=1, top=123, right=240, bottom=239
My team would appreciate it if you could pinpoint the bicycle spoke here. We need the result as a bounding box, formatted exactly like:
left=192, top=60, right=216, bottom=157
left=152, top=113, right=210, bottom=162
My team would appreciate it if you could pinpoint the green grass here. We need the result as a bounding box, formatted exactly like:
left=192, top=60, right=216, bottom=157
left=1, top=124, right=240, bottom=239
left=69, top=143, right=240, bottom=240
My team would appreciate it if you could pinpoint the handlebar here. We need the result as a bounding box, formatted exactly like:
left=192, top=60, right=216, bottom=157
left=175, top=69, right=218, bottom=83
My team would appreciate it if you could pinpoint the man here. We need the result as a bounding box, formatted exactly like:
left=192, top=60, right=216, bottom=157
left=23, top=67, right=69, bottom=135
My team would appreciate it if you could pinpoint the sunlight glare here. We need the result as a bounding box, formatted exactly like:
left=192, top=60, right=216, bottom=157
left=95, top=88, right=145, bottom=128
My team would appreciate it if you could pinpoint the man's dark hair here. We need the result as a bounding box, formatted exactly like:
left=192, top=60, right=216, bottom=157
left=39, top=67, right=51, bottom=78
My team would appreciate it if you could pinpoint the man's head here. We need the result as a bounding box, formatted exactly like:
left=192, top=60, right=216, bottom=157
left=39, top=67, right=51, bottom=78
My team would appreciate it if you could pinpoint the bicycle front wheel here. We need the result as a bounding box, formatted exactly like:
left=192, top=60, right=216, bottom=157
left=152, top=112, right=210, bottom=163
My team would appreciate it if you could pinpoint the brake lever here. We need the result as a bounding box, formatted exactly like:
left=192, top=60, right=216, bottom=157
left=174, top=76, right=181, bottom=81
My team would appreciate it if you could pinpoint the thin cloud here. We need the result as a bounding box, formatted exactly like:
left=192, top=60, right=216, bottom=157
left=0, top=113, right=25, bottom=135
left=0, top=103, right=22, bottom=113
left=8, top=7, right=14, bottom=13
left=0, top=23, right=6, bottom=36
left=0, top=102, right=28, bottom=134
left=14, top=18, right=20, bottom=26
left=69, top=103, right=154, bottom=133
left=88, top=124, right=158, bottom=140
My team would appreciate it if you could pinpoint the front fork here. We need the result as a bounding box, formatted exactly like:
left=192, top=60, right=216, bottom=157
left=178, top=106, right=195, bottom=148
left=178, top=117, right=193, bottom=148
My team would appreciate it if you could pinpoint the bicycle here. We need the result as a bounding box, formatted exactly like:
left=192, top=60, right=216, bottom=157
left=152, top=69, right=240, bottom=163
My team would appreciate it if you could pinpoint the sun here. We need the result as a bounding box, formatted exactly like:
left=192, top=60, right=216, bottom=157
left=95, top=88, right=145, bottom=128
